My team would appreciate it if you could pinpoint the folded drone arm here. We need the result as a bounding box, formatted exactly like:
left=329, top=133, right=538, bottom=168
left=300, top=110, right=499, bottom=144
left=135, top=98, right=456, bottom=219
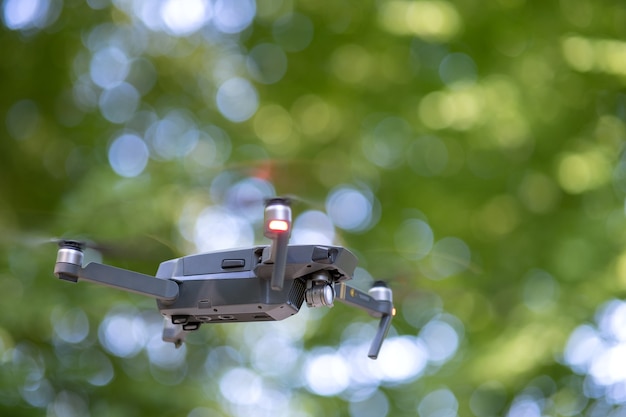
left=334, top=282, right=395, bottom=359
left=54, top=246, right=179, bottom=302
left=334, top=283, right=393, bottom=317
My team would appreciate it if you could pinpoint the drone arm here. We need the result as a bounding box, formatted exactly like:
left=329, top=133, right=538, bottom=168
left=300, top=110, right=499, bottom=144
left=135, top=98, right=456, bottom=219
left=334, top=283, right=393, bottom=317
left=55, top=260, right=179, bottom=302
left=334, top=282, right=394, bottom=359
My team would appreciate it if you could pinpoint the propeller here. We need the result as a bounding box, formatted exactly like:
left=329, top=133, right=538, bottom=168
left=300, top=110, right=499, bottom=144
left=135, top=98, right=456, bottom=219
left=0, top=229, right=180, bottom=265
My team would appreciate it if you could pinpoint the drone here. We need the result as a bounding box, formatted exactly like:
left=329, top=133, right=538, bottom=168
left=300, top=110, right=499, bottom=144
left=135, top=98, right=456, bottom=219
left=53, top=198, right=395, bottom=359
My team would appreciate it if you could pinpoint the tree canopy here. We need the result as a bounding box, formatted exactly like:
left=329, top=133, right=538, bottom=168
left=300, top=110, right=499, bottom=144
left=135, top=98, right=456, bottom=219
left=2, top=0, right=626, bottom=416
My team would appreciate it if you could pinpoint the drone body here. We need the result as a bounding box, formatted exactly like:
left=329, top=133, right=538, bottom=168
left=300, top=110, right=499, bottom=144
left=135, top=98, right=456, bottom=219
left=53, top=198, right=395, bottom=359
left=155, top=245, right=356, bottom=326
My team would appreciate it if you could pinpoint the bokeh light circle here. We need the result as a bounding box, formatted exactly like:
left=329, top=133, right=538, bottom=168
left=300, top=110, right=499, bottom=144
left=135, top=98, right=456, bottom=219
left=212, top=0, right=256, bottom=34
left=418, top=388, right=459, bottom=417
left=304, top=349, right=351, bottom=396
left=90, top=46, right=130, bottom=89
left=216, top=77, right=259, bottom=122
left=394, top=219, right=434, bottom=260
left=219, top=367, right=262, bottom=405
left=349, top=390, right=390, bottom=417
left=99, top=82, right=140, bottom=123
left=160, top=0, right=211, bottom=36
left=108, top=133, right=149, bottom=178
left=429, top=237, right=471, bottom=279
left=292, top=210, right=335, bottom=245
left=419, top=318, right=461, bottom=364
left=147, top=110, right=199, bottom=160
left=326, top=186, right=377, bottom=232
left=247, top=43, right=288, bottom=84
left=51, top=307, right=89, bottom=344
left=377, top=336, right=429, bottom=383
left=194, top=206, right=254, bottom=252
left=2, top=0, right=61, bottom=31
left=98, top=308, right=148, bottom=358
left=439, top=52, right=478, bottom=86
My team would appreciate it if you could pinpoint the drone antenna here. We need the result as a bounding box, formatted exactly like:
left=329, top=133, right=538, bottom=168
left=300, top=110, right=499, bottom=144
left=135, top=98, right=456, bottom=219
left=264, top=197, right=292, bottom=291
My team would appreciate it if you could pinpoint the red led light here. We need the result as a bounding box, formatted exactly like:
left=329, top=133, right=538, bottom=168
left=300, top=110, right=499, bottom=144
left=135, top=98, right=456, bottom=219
left=268, top=220, right=289, bottom=232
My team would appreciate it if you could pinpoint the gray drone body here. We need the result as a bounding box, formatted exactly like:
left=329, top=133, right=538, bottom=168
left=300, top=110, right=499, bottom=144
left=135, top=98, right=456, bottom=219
left=53, top=199, right=395, bottom=359
left=156, top=245, right=356, bottom=325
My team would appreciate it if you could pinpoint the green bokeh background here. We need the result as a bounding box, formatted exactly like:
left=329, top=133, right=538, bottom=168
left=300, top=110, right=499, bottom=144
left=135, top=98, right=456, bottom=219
left=1, top=0, right=626, bottom=416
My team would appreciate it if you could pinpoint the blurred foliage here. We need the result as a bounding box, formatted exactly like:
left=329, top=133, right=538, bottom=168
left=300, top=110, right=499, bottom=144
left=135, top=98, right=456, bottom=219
left=2, top=0, right=626, bottom=416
